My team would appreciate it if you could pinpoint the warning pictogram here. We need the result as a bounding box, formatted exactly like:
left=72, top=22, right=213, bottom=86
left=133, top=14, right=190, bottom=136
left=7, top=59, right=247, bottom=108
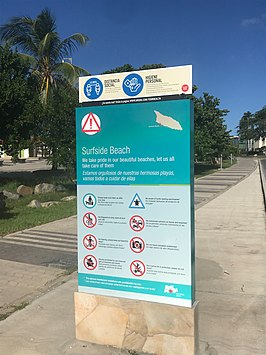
left=83, top=234, right=97, bottom=250
left=84, top=255, right=97, bottom=270
left=83, top=212, right=97, bottom=228
left=130, top=237, right=145, bottom=253
left=81, top=112, right=101, bottom=135
left=130, top=260, right=146, bottom=277
left=83, top=193, right=97, bottom=209
left=129, top=215, right=145, bottom=232
left=129, top=193, right=145, bottom=209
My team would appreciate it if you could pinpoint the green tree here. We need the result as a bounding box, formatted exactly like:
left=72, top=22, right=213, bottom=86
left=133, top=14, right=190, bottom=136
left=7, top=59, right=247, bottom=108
left=0, top=45, right=37, bottom=159
left=0, top=8, right=89, bottom=103
left=102, top=63, right=165, bottom=74
left=253, top=106, right=266, bottom=140
left=237, top=111, right=254, bottom=141
left=193, top=92, right=231, bottom=163
left=23, top=82, right=79, bottom=172
left=102, top=64, right=135, bottom=74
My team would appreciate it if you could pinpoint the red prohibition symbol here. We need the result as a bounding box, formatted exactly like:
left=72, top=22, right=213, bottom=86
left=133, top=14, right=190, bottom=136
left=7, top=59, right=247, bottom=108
left=182, top=84, right=189, bottom=92
left=129, top=215, right=145, bottom=232
left=83, top=255, right=97, bottom=271
left=83, top=212, right=97, bottom=228
left=130, top=260, right=146, bottom=277
left=83, top=234, right=97, bottom=250
left=130, top=237, right=145, bottom=253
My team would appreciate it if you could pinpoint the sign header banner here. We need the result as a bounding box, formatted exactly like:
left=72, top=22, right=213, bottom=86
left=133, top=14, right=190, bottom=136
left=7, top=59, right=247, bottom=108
left=79, top=65, right=192, bottom=103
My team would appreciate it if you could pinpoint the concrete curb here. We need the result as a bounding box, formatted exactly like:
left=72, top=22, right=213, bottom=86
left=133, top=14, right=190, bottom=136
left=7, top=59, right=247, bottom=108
left=258, top=159, right=266, bottom=210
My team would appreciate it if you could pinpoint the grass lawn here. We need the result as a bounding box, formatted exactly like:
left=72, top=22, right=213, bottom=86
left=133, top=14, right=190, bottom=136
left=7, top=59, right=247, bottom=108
left=0, top=170, right=77, bottom=236
left=195, top=159, right=235, bottom=178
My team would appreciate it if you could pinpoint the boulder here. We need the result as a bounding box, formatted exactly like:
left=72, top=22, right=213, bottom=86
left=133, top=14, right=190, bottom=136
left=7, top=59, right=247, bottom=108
left=3, top=190, right=20, bottom=200
left=27, top=200, right=41, bottom=208
left=34, top=183, right=56, bottom=194
left=41, top=201, right=60, bottom=208
left=61, top=195, right=77, bottom=202
left=17, top=185, right=33, bottom=196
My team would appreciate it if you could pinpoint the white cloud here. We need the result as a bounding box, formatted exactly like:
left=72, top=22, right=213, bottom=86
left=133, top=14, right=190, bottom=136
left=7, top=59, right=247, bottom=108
left=241, top=14, right=266, bottom=28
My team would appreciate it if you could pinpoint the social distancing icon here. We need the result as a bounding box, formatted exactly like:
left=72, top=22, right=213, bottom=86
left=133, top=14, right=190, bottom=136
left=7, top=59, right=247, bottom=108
left=83, top=212, right=97, bottom=228
left=84, top=255, right=97, bottom=270
left=83, top=193, right=97, bottom=209
left=129, top=215, right=145, bottom=232
left=81, top=112, right=101, bottom=135
left=129, top=193, right=145, bottom=209
left=130, top=260, right=146, bottom=277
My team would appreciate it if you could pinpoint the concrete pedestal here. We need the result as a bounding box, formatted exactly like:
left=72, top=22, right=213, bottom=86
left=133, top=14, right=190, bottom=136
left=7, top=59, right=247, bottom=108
left=75, top=292, right=198, bottom=355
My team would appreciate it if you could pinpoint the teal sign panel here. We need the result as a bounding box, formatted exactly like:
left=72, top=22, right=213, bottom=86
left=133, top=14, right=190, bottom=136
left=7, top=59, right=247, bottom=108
left=76, top=98, right=195, bottom=307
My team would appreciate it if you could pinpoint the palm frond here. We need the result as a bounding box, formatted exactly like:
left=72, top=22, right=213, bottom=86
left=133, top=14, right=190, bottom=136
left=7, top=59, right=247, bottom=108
left=38, top=31, right=60, bottom=61
left=34, top=8, right=56, bottom=40
left=71, top=63, right=90, bottom=77
left=54, top=61, right=78, bottom=83
left=17, top=52, right=37, bottom=67
left=58, top=33, right=89, bottom=60
left=0, top=16, right=38, bottom=55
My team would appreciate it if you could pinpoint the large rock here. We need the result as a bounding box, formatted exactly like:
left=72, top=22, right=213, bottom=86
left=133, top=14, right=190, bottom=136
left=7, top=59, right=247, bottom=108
left=27, top=200, right=41, bottom=208
left=17, top=185, right=33, bottom=196
left=3, top=190, right=20, bottom=200
left=34, top=183, right=56, bottom=194
left=61, top=195, right=77, bottom=202
left=41, top=201, right=60, bottom=208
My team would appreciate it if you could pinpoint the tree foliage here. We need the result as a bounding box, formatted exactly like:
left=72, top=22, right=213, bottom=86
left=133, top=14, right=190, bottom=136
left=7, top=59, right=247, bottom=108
left=237, top=106, right=266, bottom=142
left=102, top=63, right=165, bottom=74
left=25, top=84, right=79, bottom=172
left=0, top=8, right=89, bottom=169
left=0, top=8, right=89, bottom=103
left=193, top=92, right=231, bottom=162
left=0, top=45, right=37, bottom=159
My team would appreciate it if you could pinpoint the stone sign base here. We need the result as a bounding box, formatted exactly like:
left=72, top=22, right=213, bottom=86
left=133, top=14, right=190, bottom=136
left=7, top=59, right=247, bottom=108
left=74, top=292, right=198, bottom=355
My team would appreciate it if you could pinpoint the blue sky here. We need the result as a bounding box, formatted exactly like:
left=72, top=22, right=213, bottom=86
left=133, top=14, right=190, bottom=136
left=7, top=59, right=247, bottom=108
left=1, top=0, right=265, bottom=134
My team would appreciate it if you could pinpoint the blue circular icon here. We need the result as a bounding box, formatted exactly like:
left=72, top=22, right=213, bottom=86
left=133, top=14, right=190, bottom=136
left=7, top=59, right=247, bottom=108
left=84, top=78, right=103, bottom=100
left=122, top=73, right=144, bottom=97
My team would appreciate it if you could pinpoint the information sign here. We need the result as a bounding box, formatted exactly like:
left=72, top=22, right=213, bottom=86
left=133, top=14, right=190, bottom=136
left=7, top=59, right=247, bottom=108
left=79, top=65, right=192, bottom=103
left=76, top=81, right=195, bottom=307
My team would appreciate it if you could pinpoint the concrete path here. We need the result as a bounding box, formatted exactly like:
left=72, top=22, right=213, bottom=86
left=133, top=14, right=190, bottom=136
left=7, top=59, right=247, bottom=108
left=195, top=157, right=256, bottom=208
left=196, top=165, right=266, bottom=354
left=0, top=158, right=264, bottom=354
left=0, top=158, right=52, bottom=176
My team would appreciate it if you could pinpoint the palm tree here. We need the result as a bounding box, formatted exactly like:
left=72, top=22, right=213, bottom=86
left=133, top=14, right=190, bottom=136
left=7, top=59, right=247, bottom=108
left=0, top=8, right=89, bottom=103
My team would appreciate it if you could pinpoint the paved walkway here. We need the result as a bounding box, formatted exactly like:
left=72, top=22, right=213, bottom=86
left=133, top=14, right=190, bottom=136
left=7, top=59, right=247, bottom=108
left=0, top=158, right=265, bottom=354
left=196, top=165, right=265, bottom=354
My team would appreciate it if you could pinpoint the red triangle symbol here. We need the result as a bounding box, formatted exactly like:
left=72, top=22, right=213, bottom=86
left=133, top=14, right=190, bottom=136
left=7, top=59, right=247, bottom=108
left=82, top=113, right=101, bottom=133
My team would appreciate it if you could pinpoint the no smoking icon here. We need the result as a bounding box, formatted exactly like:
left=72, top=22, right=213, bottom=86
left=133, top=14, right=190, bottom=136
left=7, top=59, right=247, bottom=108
left=83, top=212, right=97, bottom=228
